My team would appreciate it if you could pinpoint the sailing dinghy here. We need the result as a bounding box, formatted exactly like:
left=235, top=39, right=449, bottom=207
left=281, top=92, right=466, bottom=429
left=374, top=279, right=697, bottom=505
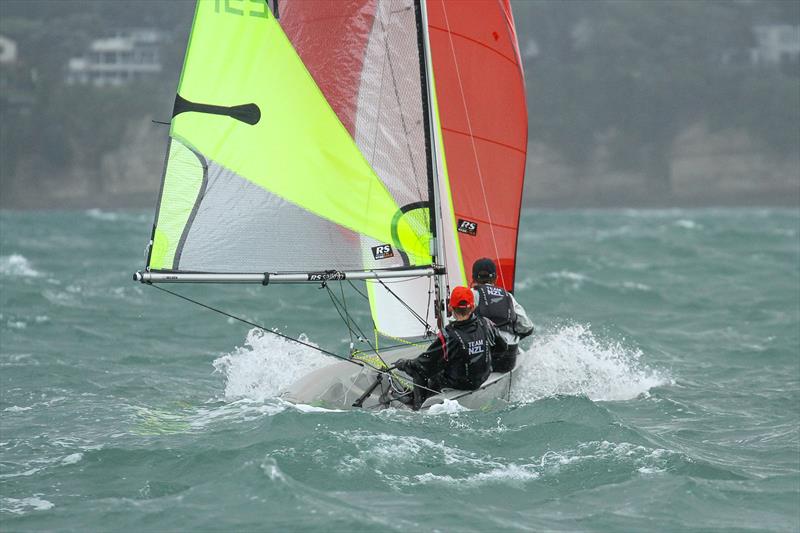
left=134, top=0, right=528, bottom=410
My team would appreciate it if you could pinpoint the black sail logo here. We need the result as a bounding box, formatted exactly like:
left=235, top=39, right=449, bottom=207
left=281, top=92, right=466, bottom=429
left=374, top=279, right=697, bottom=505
left=457, top=219, right=478, bottom=236
left=371, top=244, right=394, bottom=260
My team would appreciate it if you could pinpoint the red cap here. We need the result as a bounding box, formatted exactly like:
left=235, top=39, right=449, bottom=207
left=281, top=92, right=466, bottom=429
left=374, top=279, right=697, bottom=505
left=449, top=286, right=474, bottom=309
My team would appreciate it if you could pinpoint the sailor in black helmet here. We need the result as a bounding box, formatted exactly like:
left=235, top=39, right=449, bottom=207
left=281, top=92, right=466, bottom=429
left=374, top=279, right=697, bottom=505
left=471, top=257, right=533, bottom=372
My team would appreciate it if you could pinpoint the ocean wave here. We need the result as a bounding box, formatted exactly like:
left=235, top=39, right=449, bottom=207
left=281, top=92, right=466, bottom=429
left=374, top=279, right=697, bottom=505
left=130, top=399, right=287, bottom=435
left=334, top=431, right=503, bottom=474
left=61, top=453, right=83, bottom=465
left=674, top=219, right=701, bottom=229
left=0, top=254, right=40, bottom=277
left=0, top=496, right=54, bottom=515
left=85, top=208, right=121, bottom=221
left=511, top=323, right=670, bottom=402
left=212, top=328, right=332, bottom=402
left=538, top=440, right=676, bottom=476
left=331, top=430, right=678, bottom=489
left=84, top=208, right=149, bottom=223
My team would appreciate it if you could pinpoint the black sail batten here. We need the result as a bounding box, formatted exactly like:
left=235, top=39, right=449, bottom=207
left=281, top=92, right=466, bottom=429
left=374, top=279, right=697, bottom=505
left=172, top=94, right=261, bottom=125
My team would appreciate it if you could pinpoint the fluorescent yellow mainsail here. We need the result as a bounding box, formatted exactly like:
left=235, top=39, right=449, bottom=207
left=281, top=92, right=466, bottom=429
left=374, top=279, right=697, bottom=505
left=148, top=0, right=431, bottom=273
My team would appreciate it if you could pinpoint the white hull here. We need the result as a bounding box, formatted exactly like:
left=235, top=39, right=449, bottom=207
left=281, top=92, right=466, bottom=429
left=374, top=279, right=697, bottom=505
left=280, top=345, right=516, bottom=411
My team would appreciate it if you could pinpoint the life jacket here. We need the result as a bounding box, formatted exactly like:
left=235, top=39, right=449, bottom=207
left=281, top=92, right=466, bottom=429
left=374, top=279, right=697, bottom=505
left=475, top=284, right=517, bottom=334
left=441, top=316, right=493, bottom=389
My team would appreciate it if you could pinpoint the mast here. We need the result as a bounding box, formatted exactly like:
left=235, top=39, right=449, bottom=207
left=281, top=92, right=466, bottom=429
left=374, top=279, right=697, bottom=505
left=415, top=0, right=447, bottom=330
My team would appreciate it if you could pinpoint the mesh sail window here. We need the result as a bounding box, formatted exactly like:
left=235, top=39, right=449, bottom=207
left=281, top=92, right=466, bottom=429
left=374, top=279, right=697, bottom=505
left=280, top=0, right=438, bottom=337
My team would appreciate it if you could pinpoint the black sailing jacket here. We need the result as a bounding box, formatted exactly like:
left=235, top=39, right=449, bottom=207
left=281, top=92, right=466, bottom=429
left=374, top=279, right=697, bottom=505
left=410, top=314, right=508, bottom=389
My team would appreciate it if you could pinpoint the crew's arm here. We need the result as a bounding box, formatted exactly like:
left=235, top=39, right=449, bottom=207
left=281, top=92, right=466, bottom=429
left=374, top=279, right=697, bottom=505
left=409, top=337, right=446, bottom=376
left=484, top=318, right=508, bottom=354
left=510, top=294, right=534, bottom=338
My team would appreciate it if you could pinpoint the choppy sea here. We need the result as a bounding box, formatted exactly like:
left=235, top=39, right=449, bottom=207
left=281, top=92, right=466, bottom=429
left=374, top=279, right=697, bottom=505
left=1, top=208, right=798, bottom=531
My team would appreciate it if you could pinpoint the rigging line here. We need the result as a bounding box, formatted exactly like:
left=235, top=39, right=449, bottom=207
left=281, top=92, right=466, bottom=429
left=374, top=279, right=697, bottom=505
left=359, top=275, right=435, bottom=330
left=375, top=276, right=432, bottom=332
left=324, top=283, right=374, bottom=350
left=324, top=284, right=355, bottom=341
left=323, top=282, right=390, bottom=369
left=344, top=281, right=428, bottom=350
left=345, top=289, right=427, bottom=351
left=338, top=280, right=354, bottom=349
left=146, top=286, right=442, bottom=397
left=147, top=284, right=387, bottom=373
left=440, top=3, right=504, bottom=286
left=347, top=279, right=369, bottom=301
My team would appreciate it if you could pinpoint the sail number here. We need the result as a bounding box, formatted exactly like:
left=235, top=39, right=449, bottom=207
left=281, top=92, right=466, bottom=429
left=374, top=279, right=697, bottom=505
left=214, top=0, right=269, bottom=18
left=457, top=219, right=478, bottom=236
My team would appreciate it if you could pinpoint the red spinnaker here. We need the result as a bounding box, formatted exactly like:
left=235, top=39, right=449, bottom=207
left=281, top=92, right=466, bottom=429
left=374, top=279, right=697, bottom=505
left=427, top=0, right=528, bottom=291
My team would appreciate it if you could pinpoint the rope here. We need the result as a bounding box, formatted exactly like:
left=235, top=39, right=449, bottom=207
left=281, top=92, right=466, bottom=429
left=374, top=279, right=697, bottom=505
left=150, top=284, right=376, bottom=371
left=374, top=276, right=434, bottom=333
left=147, top=284, right=442, bottom=397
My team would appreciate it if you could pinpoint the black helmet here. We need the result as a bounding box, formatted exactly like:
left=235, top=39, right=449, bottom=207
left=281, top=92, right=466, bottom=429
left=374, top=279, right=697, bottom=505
left=472, top=258, right=497, bottom=283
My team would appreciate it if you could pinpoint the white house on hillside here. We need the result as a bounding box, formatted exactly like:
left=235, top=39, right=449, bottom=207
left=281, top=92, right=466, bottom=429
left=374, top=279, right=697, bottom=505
left=751, top=25, right=800, bottom=66
left=0, top=35, right=18, bottom=65
left=66, top=29, right=162, bottom=86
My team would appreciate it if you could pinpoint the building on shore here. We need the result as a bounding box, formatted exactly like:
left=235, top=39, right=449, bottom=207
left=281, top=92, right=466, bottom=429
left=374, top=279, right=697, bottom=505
left=751, top=25, right=800, bottom=69
left=66, top=29, right=162, bottom=86
left=0, top=35, right=18, bottom=65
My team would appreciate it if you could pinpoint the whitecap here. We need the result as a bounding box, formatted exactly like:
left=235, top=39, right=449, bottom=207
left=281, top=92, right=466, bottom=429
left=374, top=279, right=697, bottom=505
left=335, top=431, right=499, bottom=472
left=538, top=441, right=676, bottom=477
left=620, top=281, right=652, bottom=292
left=260, top=456, right=287, bottom=482
left=511, top=324, right=670, bottom=403
left=61, top=453, right=83, bottom=465
left=674, top=219, right=699, bottom=229
left=1, top=496, right=54, bottom=514
left=0, top=254, right=40, bottom=277
left=417, top=464, right=540, bottom=487
left=4, top=405, right=33, bottom=412
left=544, top=271, right=587, bottom=290
left=85, top=208, right=119, bottom=221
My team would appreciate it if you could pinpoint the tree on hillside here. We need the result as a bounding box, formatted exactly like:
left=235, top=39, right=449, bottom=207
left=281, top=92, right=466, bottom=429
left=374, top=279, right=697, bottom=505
left=517, top=0, right=795, bottom=190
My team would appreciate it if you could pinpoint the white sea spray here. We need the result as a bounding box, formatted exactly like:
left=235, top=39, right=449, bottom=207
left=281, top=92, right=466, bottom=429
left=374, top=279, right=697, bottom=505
left=0, top=254, right=40, bottom=277
left=511, top=323, right=670, bottom=403
left=212, top=328, right=331, bottom=401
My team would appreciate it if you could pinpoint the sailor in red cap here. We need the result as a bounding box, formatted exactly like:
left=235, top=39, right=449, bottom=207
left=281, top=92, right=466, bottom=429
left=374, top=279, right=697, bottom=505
left=394, top=286, right=508, bottom=409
